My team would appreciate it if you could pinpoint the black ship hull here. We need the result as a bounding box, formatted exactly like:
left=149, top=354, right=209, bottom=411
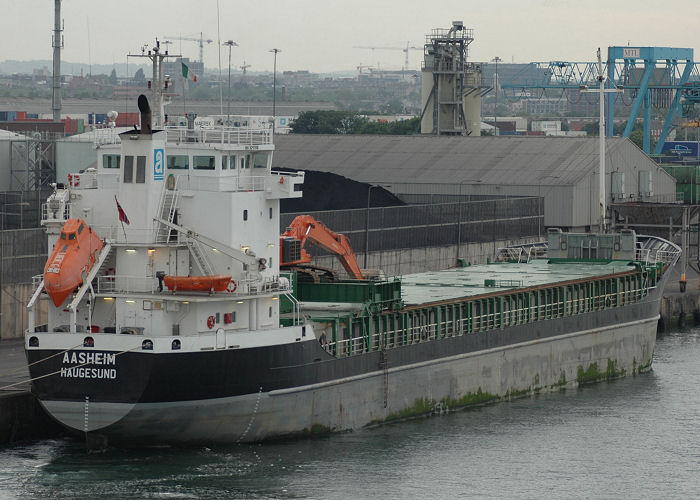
left=27, top=289, right=662, bottom=445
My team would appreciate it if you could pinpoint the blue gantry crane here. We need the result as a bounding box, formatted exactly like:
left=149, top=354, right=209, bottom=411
left=501, top=46, right=700, bottom=154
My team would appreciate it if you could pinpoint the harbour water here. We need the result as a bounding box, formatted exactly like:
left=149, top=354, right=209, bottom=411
left=1, top=328, right=700, bottom=499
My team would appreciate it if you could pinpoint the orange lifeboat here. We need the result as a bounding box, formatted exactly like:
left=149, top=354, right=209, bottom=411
left=44, top=219, right=104, bottom=307
left=163, top=274, right=232, bottom=293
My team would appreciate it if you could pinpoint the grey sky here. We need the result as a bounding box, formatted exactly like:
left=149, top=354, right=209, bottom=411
left=2, top=0, right=700, bottom=74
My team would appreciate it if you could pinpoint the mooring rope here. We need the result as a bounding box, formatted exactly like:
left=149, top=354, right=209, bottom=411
left=0, top=343, right=84, bottom=380
left=0, top=345, right=142, bottom=392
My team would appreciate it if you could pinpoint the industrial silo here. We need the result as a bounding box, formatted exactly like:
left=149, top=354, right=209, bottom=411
left=420, top=21, right=482, bottom=136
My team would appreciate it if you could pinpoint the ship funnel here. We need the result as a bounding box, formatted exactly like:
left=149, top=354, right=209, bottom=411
left=138, top=94, right=152, bottom=134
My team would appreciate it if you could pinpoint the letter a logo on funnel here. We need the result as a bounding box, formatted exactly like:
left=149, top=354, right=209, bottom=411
left=154, top=148, right=164, bottom=180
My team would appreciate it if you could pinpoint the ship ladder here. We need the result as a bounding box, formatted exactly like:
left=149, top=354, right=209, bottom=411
left=67, top=243, right=113, bottom=329
left=154, top=176, right=180, bottom=244
left=189, top=239, right=215, bottom=276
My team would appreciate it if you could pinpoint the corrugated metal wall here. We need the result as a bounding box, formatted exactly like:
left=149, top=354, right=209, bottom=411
left=1, top=228, right=47, bottom=339
left=0, top=228, right=47, bottom=284
left=281, top=197, right=544, bottom=256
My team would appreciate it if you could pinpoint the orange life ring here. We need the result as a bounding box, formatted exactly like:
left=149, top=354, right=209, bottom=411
left=226, top=279, right=238, bottom=293
left=207, top=315, right=215, bottom=329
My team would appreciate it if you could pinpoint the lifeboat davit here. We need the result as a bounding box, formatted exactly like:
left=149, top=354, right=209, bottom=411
left=44, top=219, right=104, bottom=307
left=163, top=274, right=232, bottom=293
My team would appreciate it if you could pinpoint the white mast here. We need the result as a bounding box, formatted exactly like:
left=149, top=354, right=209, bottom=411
left=597, top=48, right=606, bottom=233
left=129, top=40, right=180, bottom=129
left=581, top=48, right=621, bottom=233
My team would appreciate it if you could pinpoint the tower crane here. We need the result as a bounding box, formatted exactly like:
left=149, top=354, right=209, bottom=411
left=164, top=32, right=213, bottom=75
left=354, top=42, right=422, bottom=71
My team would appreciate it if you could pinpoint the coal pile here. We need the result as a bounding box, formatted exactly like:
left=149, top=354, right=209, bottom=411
left=275, top=169, right=404, bottom=213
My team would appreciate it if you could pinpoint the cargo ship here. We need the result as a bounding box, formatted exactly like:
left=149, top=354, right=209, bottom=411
left=24, top=43, right=680, bottom=446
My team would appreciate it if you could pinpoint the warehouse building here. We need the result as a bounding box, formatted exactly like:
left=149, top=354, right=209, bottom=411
left=274, top=135, right=677, bottom=231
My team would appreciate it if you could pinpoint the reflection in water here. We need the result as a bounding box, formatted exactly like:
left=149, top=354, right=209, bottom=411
left=1, top=330, right=699, bottom=499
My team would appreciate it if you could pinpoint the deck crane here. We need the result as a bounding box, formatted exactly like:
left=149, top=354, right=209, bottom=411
left=280, top=215, right=364, bottom=281
left=164, top=32, right=213, bottom=75
left=354, top=42, right=422, bottom=71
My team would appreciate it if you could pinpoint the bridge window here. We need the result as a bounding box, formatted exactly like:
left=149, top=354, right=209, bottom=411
left=136, top=156, right=146, bottom=183
left=123, top=156, right=134, bottom=183
left=103, top=154, right=120, bottom=169
left=167, top=155, right=189, bottom=170
left=253, top=153, right=269, bottom=169
left=193, top=155, right=216, bottom=170
left=221, top=156, right=228, bottom=170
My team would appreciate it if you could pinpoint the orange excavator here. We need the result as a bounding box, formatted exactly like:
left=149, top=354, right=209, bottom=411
left=280, top=215, right=363, bottom=280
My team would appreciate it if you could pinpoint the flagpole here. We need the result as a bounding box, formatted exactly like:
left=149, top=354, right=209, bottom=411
left=120, top=220, right=127, bottom=242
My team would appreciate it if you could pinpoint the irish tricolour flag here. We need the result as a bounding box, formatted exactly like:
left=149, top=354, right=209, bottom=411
left=181, top=62, right=198, bottom=82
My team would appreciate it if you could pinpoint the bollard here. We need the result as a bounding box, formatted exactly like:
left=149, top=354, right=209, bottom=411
left=680, top=273, right=687, bottom=293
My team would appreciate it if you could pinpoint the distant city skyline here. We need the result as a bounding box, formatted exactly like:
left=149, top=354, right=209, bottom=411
left=1, top=0, right=700, bottom=75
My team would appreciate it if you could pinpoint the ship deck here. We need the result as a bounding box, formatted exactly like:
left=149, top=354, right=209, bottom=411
left=400, top=259, right=637, bottom=306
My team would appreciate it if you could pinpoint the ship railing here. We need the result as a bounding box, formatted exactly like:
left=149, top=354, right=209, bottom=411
left=41, top=202, right=72, bottom=224
left=165, top=126, right=272, bottom=146
left=95, top=275, right=159, bottom=294
left=93, top=274, right=290, bottom=296
left=63, top=171, right=121, bottom=191
left=636, top=248, right=682, bottom=267
left=86, top=226, right=153, bottom=243
left=494, top=242, right=547, bottom=263
left=175, top=174, right=267, bottom=192
left=323, top=277, right=652, bottom=359
left=635, top=235, right=682, bottom=267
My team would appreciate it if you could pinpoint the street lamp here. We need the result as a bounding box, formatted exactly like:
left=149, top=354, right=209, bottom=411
left=491, top=56, right=502, bottom=136
left=269, top=48, right=281, bottom=135
left=223, top=40, right=238, bottom=126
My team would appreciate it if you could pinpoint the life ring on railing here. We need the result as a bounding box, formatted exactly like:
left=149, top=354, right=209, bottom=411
left=68, top=174, right=80, bottom=188
left=207, top=315, right=215, bottom=329
left=226, top=279, right=238, bottom=293
left=104, top=267, right=115, bottom=283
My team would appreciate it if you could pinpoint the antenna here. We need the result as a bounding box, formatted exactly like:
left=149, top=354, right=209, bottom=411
left=52, top=0, right=63, bottom=122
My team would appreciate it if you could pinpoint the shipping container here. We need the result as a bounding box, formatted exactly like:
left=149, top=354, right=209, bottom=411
left=115, top=112, right=140, bottom=127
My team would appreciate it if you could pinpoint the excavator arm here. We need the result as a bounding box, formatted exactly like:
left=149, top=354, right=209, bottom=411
left=280, top=215, right=364, bottom=279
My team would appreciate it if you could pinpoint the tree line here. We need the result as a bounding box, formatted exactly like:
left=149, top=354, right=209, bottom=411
left=290, top=111, right=420, bottom=135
